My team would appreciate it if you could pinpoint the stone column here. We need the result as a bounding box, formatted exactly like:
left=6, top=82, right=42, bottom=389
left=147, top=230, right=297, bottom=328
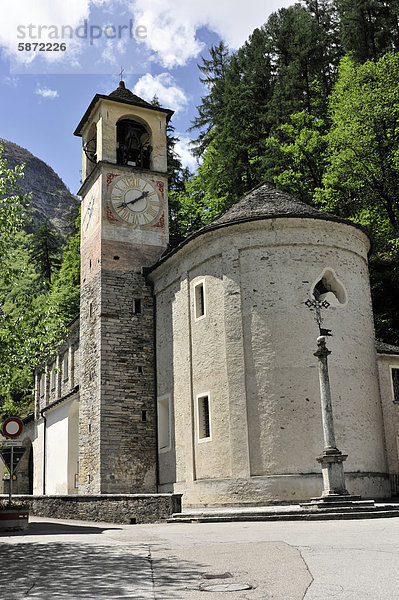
left=314, top=336, right=349, bottom=499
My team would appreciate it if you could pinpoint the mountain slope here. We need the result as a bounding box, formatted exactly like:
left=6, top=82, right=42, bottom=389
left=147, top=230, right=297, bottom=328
left=1, top=139, right=79, bottom=236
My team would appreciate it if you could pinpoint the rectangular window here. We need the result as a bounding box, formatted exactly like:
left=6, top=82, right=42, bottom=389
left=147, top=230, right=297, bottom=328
left=50, top=367, right=56, bottom=391
left=133, top=298, right=142, bottom=314
left=63, top=353, right=69, bottom=381
left=194, top=280, right=206, bottom=321
left=40, top=373, right=45, bottom=397
left=197, top=394, right=211, bottom=441
left=392, top=368, right=399, bottom=403
left=157, top=395, right=171, bottom=452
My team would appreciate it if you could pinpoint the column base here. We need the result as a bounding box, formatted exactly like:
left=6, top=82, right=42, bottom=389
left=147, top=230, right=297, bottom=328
left=316, top=449, right=349, bottom=497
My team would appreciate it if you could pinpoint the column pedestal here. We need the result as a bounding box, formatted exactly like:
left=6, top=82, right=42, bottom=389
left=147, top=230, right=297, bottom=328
left=317, top=449, right=349, bottom=498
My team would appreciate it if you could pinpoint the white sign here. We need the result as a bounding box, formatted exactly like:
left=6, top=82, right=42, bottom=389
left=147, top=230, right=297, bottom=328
left=3, top=440, right=23, bottom=447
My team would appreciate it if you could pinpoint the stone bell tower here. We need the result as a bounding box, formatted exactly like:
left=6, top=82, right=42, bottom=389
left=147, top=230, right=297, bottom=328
left=74, top=81, right=173, bottom=493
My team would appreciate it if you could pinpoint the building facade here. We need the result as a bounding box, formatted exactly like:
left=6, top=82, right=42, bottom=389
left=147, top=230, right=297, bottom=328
left=22, top=83, right=399, bottom=506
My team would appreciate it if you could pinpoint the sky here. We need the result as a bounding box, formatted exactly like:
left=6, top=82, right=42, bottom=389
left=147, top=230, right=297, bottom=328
left=0, top=0, right=292, bottom=194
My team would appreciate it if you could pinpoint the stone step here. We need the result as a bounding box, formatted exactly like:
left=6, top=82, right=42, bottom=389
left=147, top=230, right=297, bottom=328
left=168, top=508, right=399, bottom=523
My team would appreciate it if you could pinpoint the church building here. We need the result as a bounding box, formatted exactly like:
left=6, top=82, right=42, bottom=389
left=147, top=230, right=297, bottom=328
left=24, top=82, right=399, bottom=506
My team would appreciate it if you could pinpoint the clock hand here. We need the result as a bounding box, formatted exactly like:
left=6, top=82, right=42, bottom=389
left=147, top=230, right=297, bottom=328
left=83, top=199, right=94, bottom=226
left=125, top=191, right=149, bottom=206
left=116, top=201, right=128, bottom=209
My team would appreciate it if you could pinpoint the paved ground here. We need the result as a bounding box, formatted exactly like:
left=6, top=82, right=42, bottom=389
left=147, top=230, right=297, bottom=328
left=1, top=515, right=399, bottom=599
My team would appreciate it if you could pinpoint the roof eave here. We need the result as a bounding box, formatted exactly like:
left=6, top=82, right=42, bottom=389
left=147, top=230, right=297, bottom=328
left=74, top=94, right=174, bottom=137
left=146, top=213, right=371, bottom=277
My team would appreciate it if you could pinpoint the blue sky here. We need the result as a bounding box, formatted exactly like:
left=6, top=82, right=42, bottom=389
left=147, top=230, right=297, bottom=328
left=0, top=0, right=291, bottom=194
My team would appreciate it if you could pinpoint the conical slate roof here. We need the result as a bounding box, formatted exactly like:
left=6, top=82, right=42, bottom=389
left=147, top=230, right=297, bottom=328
left=209, top=181, right=332, bottom=227
left=108, top=81, right=154, bottom=108
left=149, top=182, right=370, bottom=270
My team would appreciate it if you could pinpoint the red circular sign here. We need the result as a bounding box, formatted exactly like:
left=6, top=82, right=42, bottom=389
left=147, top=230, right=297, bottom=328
left=1, top=417, right=23, bottom=439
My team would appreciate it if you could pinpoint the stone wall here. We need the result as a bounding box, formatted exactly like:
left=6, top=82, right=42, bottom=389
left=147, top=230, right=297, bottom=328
left=2, top=494, right=182, bottom=524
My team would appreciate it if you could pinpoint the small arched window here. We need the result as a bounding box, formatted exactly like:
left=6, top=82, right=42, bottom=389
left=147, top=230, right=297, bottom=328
left=312, top=269, right=347, bottom=306
left=116, top=119, right=151, bottom=169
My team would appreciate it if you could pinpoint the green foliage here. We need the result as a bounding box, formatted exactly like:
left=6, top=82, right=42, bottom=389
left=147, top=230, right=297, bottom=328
left=170, top=143, right=231, bottom=236
left=0, top=145, right=30, bottom=266
left=0, top=207, right=80, bottom=419
left=335, top=0, right=399, bottom=62
left=318, top=53, right=399, bottom=239
left=178, top=3, right=399, bottom=344
left=262, top=111, right=328, bottom=204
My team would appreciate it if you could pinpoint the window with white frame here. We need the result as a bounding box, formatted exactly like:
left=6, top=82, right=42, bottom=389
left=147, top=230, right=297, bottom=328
left=391, top=368, right=399, bottom=403
left=194, top=279, right=206, bottom=321
left=157, top=394, right=172, bottom=452
left=197, top=394, right=211, bottom=441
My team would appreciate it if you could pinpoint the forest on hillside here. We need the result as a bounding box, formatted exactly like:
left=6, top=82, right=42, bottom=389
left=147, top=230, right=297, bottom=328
left=1, top=0, right=399, bottom=418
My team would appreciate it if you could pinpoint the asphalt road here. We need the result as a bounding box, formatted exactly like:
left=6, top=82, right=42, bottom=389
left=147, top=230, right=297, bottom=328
left=1, top=515, right=398, bottom=599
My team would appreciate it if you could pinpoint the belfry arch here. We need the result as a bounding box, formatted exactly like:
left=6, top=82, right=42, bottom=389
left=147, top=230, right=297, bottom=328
left=116, top=118, right=152, bottom=169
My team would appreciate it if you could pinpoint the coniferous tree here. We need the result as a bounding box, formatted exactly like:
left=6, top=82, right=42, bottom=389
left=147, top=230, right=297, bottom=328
left=335, top=0, right=399, bottom=62
left=28, top=219, right=61, bottom=286
left=150, top=95, right=192, bottom=235
left=189, top=41, right=230, bottom=157
left=266, top=4, right=335, bottom=124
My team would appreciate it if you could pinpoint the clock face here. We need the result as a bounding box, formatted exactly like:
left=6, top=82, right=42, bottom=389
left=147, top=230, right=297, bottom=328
left=110, top=175, right=162, bottom=226
left=82, top=185, right=100, bottom=238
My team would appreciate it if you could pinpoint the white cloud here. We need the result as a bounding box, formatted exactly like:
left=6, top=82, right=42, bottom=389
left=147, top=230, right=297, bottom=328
left=35, top=86, right=59, bottom=99
left=174, top=135, right=198, bottom=172
left=0, top=0, right=90, bottom=62
left=2, top=75, right=19, bottom=87
left=0, top=0, right=294, bottom=72
left=134, top=73, right=188, bottom=113
left=130, top=0, right=293, bottom=68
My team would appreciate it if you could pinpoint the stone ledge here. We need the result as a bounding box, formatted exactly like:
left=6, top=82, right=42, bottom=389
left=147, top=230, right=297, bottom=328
left=0, top=494, right=182, bottom=524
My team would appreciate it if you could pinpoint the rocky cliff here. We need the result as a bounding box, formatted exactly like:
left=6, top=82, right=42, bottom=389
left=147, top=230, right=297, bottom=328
left=1, top=139, right=79, bottom=237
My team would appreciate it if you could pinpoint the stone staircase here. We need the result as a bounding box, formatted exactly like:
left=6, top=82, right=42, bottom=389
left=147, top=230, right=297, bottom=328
left=168, top=501, right=399, bottom=523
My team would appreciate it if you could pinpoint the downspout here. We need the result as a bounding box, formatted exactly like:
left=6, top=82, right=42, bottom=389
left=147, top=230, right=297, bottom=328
left=40, top=409, right=47, bottom=495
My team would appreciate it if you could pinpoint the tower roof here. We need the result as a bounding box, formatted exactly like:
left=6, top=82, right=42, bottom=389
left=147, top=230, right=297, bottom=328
left=74, top=81, right=174, bottom=137
left=108, top=81, right=156, bottom=108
